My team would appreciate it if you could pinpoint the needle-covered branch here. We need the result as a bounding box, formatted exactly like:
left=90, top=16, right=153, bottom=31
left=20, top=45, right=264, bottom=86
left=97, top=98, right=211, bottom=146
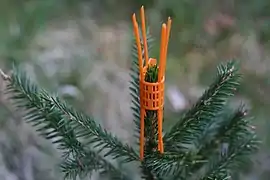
left=188, top=106, right=260, bottom=179
left=199, top=133, right=259, bottom=180
left=1, top=67, right=135, bottom=179
left=61, top=150, right=130, bottom=180
left=164, top=61, right=242, bottom=153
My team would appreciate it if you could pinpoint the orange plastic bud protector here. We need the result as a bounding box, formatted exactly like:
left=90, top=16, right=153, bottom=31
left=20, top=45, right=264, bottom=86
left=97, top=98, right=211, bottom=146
left=141, top=59, right=165, bottom=111
left=132, top=6, right=171, bottom=160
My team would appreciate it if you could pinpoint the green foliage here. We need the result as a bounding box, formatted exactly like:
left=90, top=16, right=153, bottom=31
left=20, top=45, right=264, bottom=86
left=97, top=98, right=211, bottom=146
left=4, top=67, right=136, bottom=179
left=145, top=65, right=159, bottom=83
left=164, top=61, right=242, bottom=152
left=1, top=32, right=260, bottom=180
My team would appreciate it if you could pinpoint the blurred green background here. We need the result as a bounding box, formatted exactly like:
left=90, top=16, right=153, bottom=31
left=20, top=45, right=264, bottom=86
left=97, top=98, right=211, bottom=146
left=0, top=0, right=270, bottom=179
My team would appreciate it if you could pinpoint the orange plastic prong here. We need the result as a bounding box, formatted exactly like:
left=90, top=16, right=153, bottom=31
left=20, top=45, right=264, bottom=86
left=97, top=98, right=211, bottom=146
left=132, top=12, right=145, bottom=161
left=132, top=14, right=143, bottom=77
left=158, top=109, right=164, bottom=153
left=140, top=6, right=149, bottom=64
left=157, top=23, right=167, bottom=154
left=158, top=24, right=167, bottom=82
left=166, top=17, right=172, bottom=51
left=163, top=17, right=172, bottom=77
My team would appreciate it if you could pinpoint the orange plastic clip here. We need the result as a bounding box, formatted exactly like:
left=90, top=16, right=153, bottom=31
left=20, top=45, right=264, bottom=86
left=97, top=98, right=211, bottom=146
left=132, top=6, right=172, bottom=160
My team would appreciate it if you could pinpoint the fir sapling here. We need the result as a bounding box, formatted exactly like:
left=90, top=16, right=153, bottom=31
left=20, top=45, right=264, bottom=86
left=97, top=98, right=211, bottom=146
left=0, top=5, right=261, bottom=180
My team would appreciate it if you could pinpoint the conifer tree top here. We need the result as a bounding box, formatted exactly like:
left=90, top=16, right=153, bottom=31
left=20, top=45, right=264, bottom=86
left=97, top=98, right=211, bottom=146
left=0, top=7, right=260, bottom=180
